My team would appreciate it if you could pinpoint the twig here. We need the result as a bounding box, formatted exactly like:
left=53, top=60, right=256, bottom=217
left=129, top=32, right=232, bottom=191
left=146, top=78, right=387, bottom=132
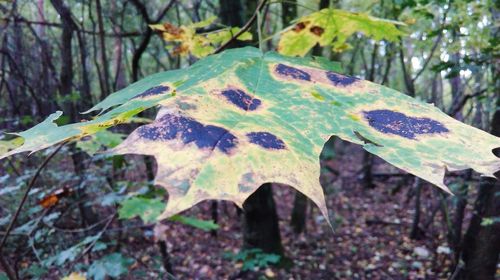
left=48, top=214, right=115, bottom=233
left=0, top=141, right=66, bottom=280
left=70, top=213, right=116, bottom=269
left=0, top=142, right=66, bottom=252
left=213, top=0, right=268, bottom=54
left=0, top=255, right=16, bottom=280
left=79, top=214, right=115, bottom=257
left=411, top=3, right=451, bottom=83
left=448, top=89, right=487, bottom=117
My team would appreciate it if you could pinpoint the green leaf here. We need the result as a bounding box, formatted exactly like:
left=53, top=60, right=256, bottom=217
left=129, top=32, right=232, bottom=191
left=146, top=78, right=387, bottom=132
left=21, top=264, right=47, bottom=279
left=76, top=130, right=125, bottom=156
left=3, top=47, right=500, bottom=226
left=118, top=196, right=219, bottom=230
left=480, top=217, right=500, bottom=226
left=87, top=253, right=133, bottom=280
left=0, top=136, right=24, bottom=155
left=170, top=215, right=219, bottom=231
left=118, top=196, right=165, bottom=223
left=224, top=249, right=280, bottom=271
left=278, top=8, right=405, bottom=56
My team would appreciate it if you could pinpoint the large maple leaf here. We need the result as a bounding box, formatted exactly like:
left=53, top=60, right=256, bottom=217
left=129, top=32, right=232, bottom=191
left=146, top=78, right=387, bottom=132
left=2, top=47, right=500, bottom=222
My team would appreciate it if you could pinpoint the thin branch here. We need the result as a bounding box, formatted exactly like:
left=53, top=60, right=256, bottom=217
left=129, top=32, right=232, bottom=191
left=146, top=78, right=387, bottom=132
left=448, top=89, right=488, bottom=117
left=154, top=0, right=176, bottom=23
left=130, top=0, right=176, bottom=81
left=411, top=3, right=451, bottom=82
left=0, top=253, right=16, bottom=280
left=398, top=41, right=416, bottom=96
left=381, top=43, right=393, bottom=85
left=213, top=0, right=268, bottom=54
left=70, top=213, right=116, bottom=267
left=0, top=141, right=67, bottom=253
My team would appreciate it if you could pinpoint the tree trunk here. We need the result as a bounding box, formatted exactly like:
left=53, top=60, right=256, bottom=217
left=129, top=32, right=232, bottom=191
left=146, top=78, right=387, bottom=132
left=282, top=0, right=309, bottom=235
left=448, top=171, right=470, bottom=267
left=455, top=177, right=500, bottom=279
left=95, top=0, right=111, bottom=98
left=409, top=178, right=424, bottom=239
left=242, top=184, right=284, bottom=255
left=454, top=108, right=500, bottom=280
left=290, top=191, right=308, bottom=234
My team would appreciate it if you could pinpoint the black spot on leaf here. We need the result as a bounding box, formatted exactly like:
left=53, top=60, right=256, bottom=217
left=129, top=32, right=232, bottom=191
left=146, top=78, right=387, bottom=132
left=326, top=72, right=358, bottom=86
left=132, top=85, right=170, bottom=99
left=310, top=26, right=324, bottom=36
left=138, top=114, right=237, bottom=153
left=221, top=89, right=261, bottom=111
left=275, top=64, right=311, bottom=81
left=247, top=132, right=286, bottom=149
left=292, top=21, right=309, bottom=32
left=364, top=110, right=449, bottom=139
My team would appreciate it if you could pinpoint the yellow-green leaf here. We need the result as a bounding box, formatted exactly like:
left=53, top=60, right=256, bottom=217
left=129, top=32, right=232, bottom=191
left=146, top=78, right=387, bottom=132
left=151, top=18, right=252, bottom=58
left=3, top=48, right=499, bottom=226
left=278, top=9, right=405, bottom=56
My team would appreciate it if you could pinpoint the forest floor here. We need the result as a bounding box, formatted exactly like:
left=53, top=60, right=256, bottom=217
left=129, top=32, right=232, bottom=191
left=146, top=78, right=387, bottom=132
left=4, top=141, right=476, bottom=280
left=131, top=141, right=471, bottom=280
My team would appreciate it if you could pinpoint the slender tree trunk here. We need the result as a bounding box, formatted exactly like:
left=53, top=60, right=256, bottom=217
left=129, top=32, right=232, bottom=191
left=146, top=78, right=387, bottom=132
left=282, top=0, right=309, bottom=235
left=290, top=191, right=308, bottom=234
left=242, top=184, right=284, bottom=255
left=409, top=178, right=424, bottom=239
left=50, top=0, right=98, bottom=230
left=455, top=173, right=500, bottom=279
left=361, top=42, right=380, bottom=189
left=95, top=0, right=110, bottom=98
left=110, top=1, right=126, bottom=91
left=211, top=201, right=218, bottom=237
left=449, top=172, right=470, bottom=266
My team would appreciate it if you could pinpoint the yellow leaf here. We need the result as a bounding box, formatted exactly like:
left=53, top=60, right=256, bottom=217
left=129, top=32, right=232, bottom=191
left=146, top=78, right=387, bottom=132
left=61, top=272, right=85, bottom=280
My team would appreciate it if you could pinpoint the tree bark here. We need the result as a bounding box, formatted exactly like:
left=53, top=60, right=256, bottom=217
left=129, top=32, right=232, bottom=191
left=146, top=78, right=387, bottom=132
left=242, top=184, right=284, bottom=255
left=95, top=0, right=111, bottom=98
left=456, top=176, right=500, bottom=279
left=290, top=191, right=308, bottom=234
left=455, top=110, right=500, bottom=280
left=409, top=178, right=424, bottom=239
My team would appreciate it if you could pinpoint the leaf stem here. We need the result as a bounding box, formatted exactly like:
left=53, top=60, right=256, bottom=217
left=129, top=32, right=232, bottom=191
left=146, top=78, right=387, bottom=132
left=257, top=9, right=263, bottom=51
